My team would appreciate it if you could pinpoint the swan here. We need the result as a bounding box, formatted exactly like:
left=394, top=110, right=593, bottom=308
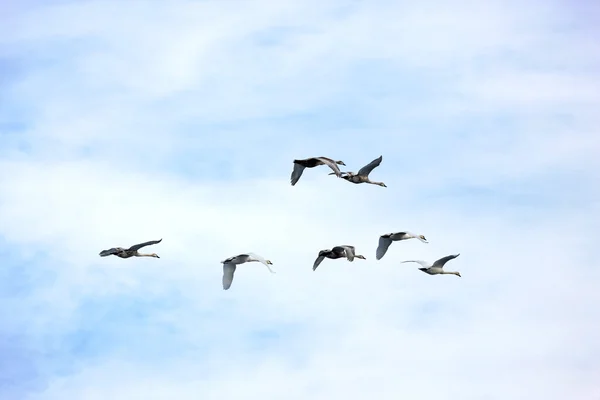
left=291, top=157, right=346, bottom=186
left=376, top=231, right=428, bottom=260
left=329, top=155, right=386, bottom=187
left=313, top=245, right=366, bottom=271
left=99, top=239, right=162, bottom=258
left=221, top=253, right=275, bottom=290
left=401, top=254, right=461, bottom=277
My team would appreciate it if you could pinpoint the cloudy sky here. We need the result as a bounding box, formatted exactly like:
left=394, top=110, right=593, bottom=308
left=1, top=1, right=599, bottom=399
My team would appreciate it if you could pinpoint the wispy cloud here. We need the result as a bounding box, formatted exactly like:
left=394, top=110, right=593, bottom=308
left=1, top=1, right=599, bottom=399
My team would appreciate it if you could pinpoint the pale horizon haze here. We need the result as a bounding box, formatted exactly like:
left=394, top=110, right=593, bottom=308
left=1, top=1, right=599, bottom=399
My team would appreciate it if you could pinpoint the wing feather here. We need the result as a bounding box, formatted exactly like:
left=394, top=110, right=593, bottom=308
left=222, top=263, right=236, bottom=290
left=432, top=254, right=460, bottom=268
left=313, top=255, right=326, bottom=271
left=357, top=155, right=383, bottom=177
left=290, top=163, right=306, bottom=186
left=401, top=260, right=431, bottom=268
left=128, top=239, right=162, bottom=251
left=376, top=236, right=393, bottom=260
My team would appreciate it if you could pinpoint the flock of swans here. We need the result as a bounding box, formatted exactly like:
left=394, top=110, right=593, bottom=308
left=99, top=155, right=461, bottom=290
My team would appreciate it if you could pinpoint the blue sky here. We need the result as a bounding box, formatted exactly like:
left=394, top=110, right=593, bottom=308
left=1, top=1, right=599, bottom=399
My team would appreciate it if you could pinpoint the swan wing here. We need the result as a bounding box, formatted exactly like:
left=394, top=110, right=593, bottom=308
left=222, top=263, right=236, bottom=290
left=313, top=255, right=326, bottom=271
left=376, top=236, right=393, bottom=260
left=432, top=254, right=460, bottom=268
left=290, top=163, right=306, bottom=186
left=128, top=239, right=162, bottom=251
left=357, top=155, right=382, bottom=177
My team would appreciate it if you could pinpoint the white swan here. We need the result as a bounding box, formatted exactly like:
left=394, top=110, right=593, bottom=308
left=401, top=254, right=461, bottom=277
left=221, top=253, right=275, bottom=290
left=376, top=232, right=428, bottom=260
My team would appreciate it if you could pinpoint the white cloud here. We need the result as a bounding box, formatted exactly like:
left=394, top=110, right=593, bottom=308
left=1, top=0, right=599, bottom=399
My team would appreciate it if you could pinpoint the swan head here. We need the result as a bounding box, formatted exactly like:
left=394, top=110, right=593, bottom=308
left=266, top=260, right=273, bottom=265
left=151, top=253, right=160, bottom=258
left=454, top=272, right=461, bottom=277
left=356, top=255, right=366, bottom=260
left=379, top=182, right=387, bottom=187
left=335, top=160, right=346, bottom=166
left=419, top=235, right=428, bottom=243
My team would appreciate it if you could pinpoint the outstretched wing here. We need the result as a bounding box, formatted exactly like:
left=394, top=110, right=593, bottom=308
left=432, top=253, right=460, bottom=268
left=128, top=239, right=162, bottom=251
left=376, top=236, right=393, bottom=260
left=290, top=163, right=306, bottom=186
left=401, top=260, right=432, bottom=268
left=222, top=263, right=236, bottom=290
left=99, top=247, right=123, bottom=257
left=357, top=155, right=383, bottom=177
left=313, top=255, right=326, bottom=271
left=315, top=157, right=342, bottom=177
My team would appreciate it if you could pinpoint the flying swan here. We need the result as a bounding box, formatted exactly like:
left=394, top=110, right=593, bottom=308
left=376, top=231, right=428, bottom=260
left=313, top=245, right=366, bottom=271
left=330, top=155, right=386, bottom=187
left=221, top=253, right=275, bottom=290
left=99, top=239, right=162, bottom=258
left=291, top=157, right=346, bottom=186
left=401, top=254, right=461, bottom=277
